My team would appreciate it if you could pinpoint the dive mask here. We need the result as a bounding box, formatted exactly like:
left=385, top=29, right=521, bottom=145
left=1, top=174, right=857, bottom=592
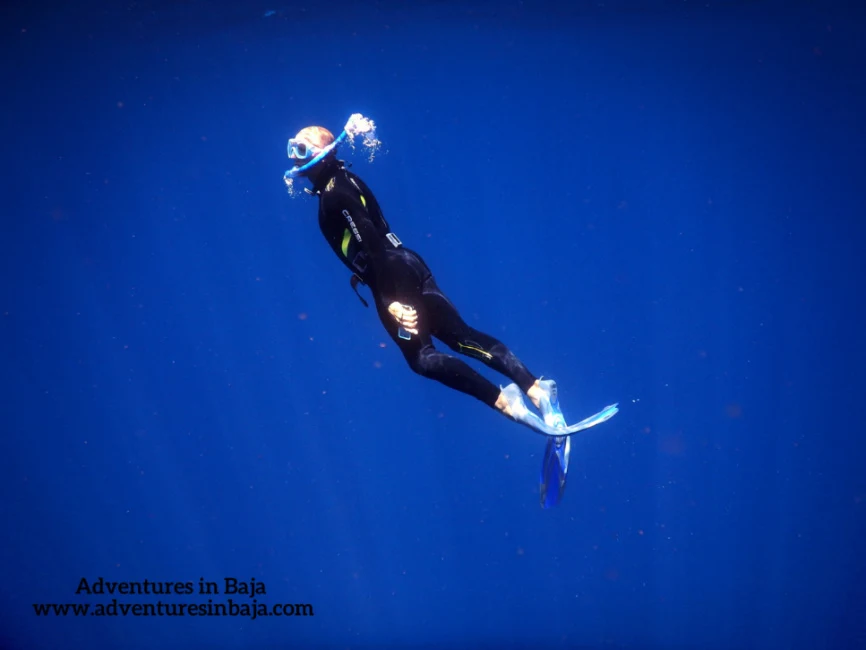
left=288, top=138, right=321, bottom=162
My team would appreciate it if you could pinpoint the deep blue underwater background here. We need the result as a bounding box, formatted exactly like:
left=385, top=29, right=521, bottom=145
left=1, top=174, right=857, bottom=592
left=1, top=0, right=865, bottom=648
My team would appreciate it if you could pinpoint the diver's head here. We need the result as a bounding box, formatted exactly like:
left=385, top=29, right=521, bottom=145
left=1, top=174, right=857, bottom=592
left=288, top=126, right=337, bottom=176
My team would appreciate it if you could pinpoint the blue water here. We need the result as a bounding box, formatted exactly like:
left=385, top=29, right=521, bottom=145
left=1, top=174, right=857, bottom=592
left=1, top=1, right=864, bottom=648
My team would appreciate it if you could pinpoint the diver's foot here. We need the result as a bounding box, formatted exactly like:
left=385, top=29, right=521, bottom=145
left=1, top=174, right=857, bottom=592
left=535, top=379, right=567, bottom=429
left=497, top=384, right=540, bottom=427
left=526, top=381, right=544, bottom=410
left=496, top=384, right=530, bottom=420
left=494, top=392, right=514, bottom=418
left=498, top=383, right=585, bottom=437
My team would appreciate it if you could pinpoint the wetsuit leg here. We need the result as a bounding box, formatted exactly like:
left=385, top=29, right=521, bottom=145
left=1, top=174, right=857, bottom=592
left=420, top=276, right=538, bottom=394
left=374, top=250, right=504, bottom=407
left=375, top=298, right=503, bottom=407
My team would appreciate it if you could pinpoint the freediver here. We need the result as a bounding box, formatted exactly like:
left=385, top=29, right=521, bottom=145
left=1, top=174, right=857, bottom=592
left=282, top=117, right=617, bottom=507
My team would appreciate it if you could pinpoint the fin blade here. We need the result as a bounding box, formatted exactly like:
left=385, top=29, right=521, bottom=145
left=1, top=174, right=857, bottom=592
left=562, top=403, right=619, bottom=435
left=540, top=437, right=569, bottom=508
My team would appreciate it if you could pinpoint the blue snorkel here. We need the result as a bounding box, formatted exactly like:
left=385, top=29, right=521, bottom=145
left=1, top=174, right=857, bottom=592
left=284, top=128, right=350, bottom=179
left=284, top=113, right=381, bottom=185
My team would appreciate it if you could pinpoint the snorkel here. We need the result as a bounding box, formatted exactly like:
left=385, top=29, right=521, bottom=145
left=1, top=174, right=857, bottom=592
left=284, top=113, right=381, bottom=196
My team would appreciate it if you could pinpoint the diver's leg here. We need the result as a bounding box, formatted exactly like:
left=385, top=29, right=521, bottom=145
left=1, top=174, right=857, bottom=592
left=419, top=279, right=549, bottom=407
left=404, top=343, right=549, bottom=423
left=374, top=255, right=558, bottom=427
left=375, top=293, right=508, bottom=414
left=407, top=343, right=506, bottom=411
left=380, top=299, right=603, bottom=434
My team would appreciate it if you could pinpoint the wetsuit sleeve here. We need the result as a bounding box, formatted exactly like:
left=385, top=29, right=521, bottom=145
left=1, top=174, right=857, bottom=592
left=321, top=191, right=397, bottom=303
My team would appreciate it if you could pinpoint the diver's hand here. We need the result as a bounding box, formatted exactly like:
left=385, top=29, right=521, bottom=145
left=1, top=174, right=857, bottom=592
left=388, top=302, right=418, bottom=335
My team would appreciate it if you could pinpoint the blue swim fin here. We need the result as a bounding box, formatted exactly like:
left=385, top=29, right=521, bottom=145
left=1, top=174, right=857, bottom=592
left=500, top=380, right=615, bottom=508
left=537, top=379, right=570, bottom=508
left=500, top=383, right=618, bottom=438
left=540, top=435, right=570, bottom=508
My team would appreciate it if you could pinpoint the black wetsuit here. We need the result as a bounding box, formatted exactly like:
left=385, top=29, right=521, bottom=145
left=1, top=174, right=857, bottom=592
left=308, top=159, right=537, bottom=407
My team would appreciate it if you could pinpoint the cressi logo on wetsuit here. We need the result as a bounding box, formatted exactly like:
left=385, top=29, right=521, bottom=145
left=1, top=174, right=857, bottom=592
left=342, top=209, right=362, bottom=244
left=339, top=208, right=369, bottom=275
left=317, top=167, right=400, bottom=295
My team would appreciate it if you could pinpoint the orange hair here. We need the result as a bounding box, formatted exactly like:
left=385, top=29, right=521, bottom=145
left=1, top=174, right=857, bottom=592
left=294, top=126, right=335, bottom=150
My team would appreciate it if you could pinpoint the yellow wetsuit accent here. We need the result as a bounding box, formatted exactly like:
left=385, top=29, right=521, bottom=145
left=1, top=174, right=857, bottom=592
left=458, top=342, right=493, bottom=361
